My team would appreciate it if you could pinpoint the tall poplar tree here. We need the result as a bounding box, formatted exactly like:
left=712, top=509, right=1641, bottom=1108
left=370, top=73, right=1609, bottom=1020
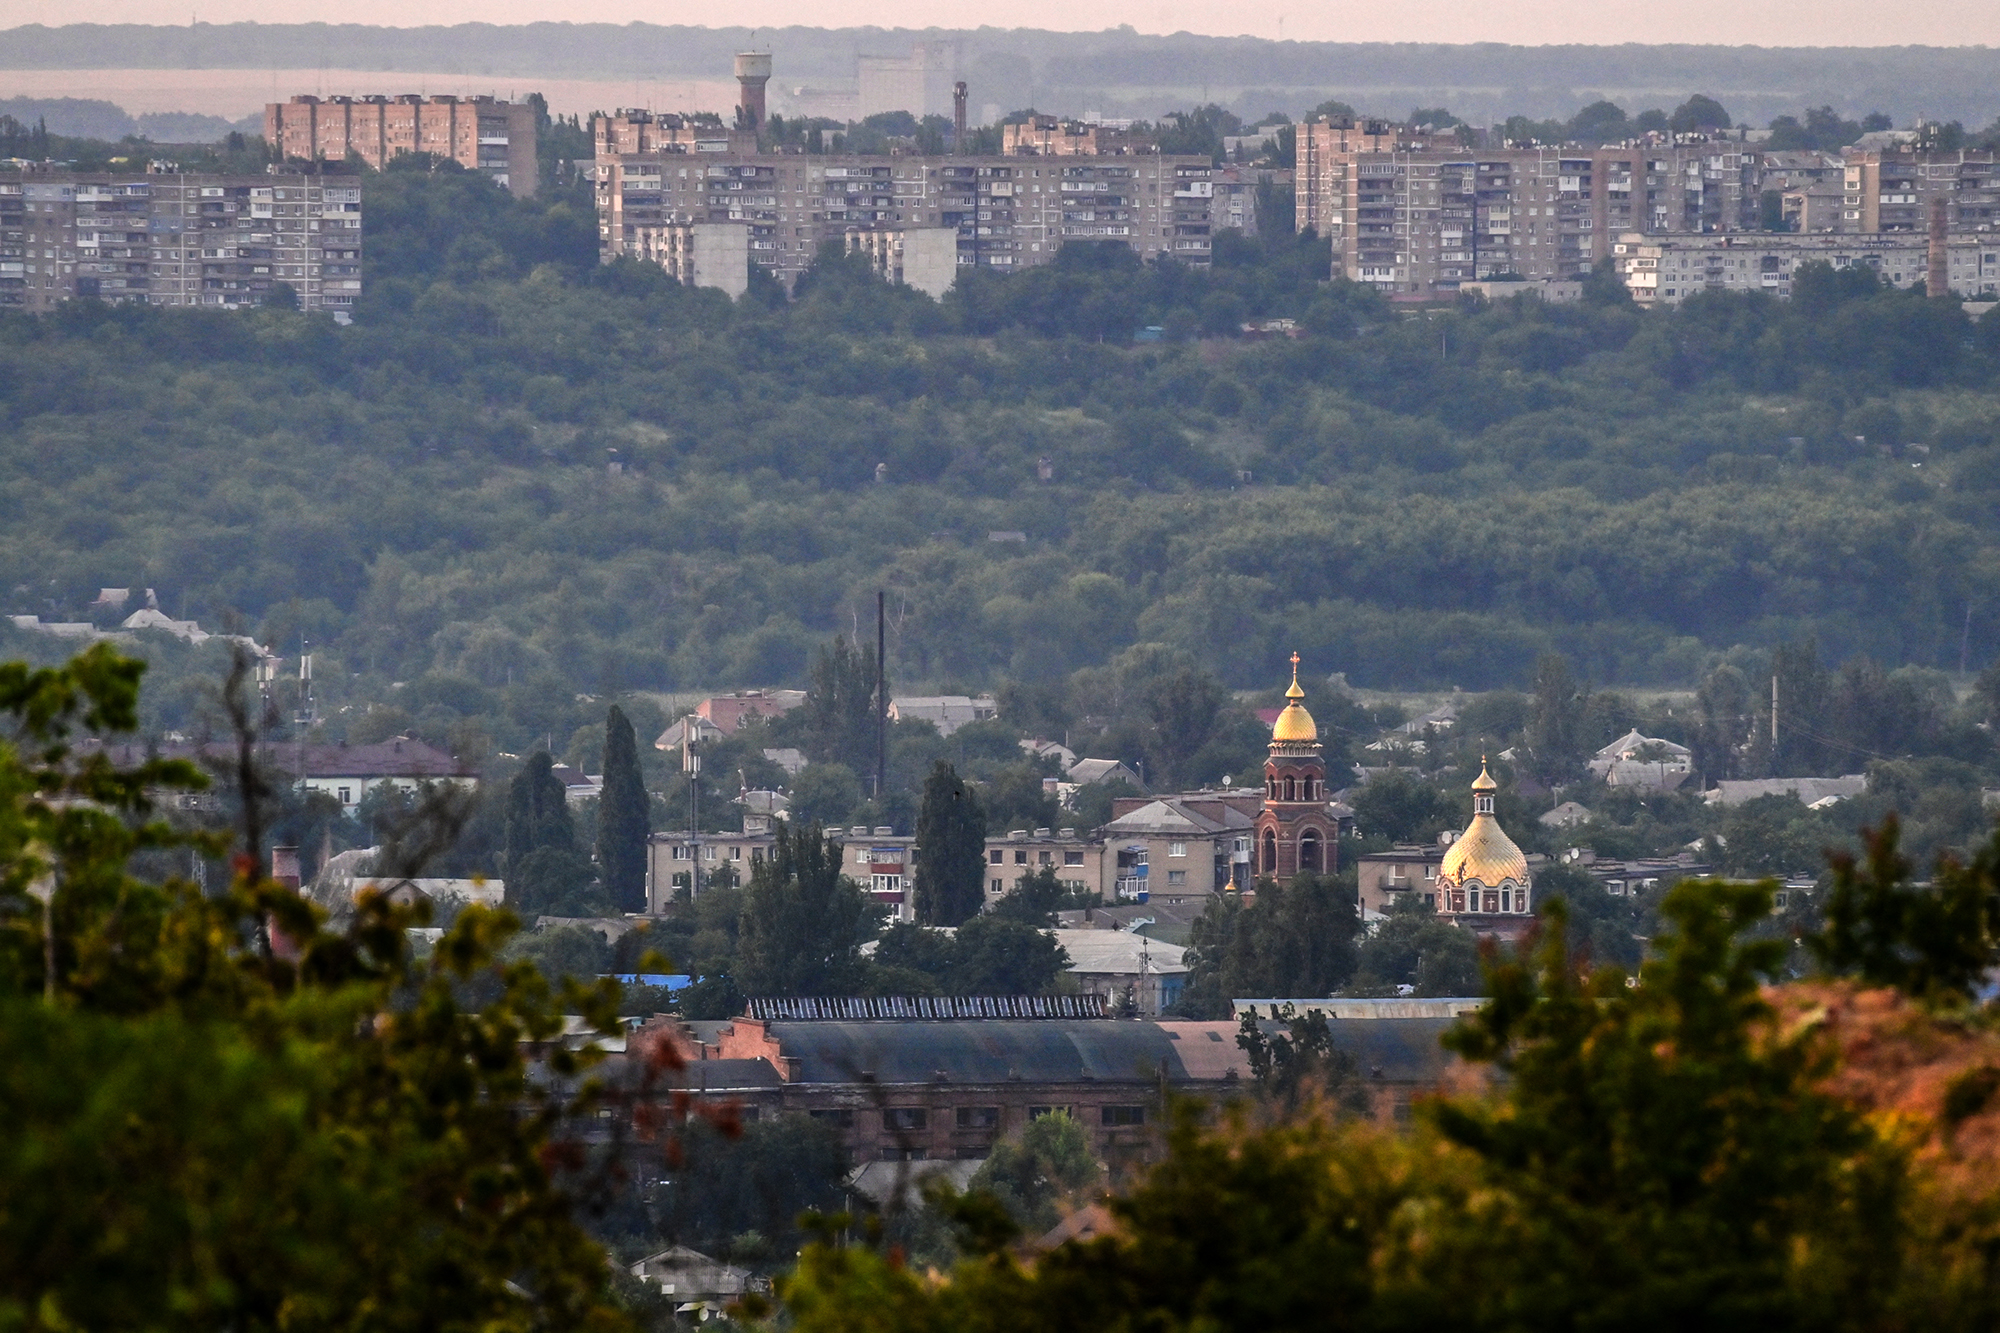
left=913, top=761, right=986, bottom=926
left=597, top=704, right=649, bottom=914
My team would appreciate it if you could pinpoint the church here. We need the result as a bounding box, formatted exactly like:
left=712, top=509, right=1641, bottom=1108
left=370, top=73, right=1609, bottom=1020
left=1252, top=654, right=1341, bottom=880
left=1256, top=656, right=1532, bottom=926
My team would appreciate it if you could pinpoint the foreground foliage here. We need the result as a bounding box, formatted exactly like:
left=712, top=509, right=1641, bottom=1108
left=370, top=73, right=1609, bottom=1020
left=0, top=646, right=629, bottom=1333
left=778, top=855, right=2000, bottom=1332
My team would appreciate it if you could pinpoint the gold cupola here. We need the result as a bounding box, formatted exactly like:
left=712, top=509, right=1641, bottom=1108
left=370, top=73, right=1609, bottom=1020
left=1270, top=652, right=1319, bottom=746
left=1439, top=759, right=1528, bottom=892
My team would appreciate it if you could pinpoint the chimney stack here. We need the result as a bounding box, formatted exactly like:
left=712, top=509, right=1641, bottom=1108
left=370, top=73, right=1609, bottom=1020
left=953, top=81, right=968, bottom=154
left=271, top=845, right=301, bottom=890
left=1927, top=194, right=1949, bottom=299
left=734, top=52, right=772, bottom=129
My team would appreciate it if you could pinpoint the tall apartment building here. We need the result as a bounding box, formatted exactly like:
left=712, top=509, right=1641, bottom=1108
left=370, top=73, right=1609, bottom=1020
left=0, top=170, right=362, bottom=314
left=266, top=95, right=538, bottom=199
left=1297, top=117, right=1760, bottom=296
left=1839, top=148, right=2000, bottom=233
left=594, top=116, right=1215, bottom=285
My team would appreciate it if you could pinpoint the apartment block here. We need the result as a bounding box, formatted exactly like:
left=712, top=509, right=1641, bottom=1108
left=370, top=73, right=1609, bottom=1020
left=266, top=94, right=538, bottom=199
left=630, top=221, right=750, bottom=298
left=0, top=170, right=362, bottom=314
left=845, top=225, right=958, bottom=297
left=595, top=122, right=1216, bottom=287
left=983, top=828, right=1106, bottom=905
left=1297, top=116, right=1760, bottom=297
left=1839, top=148, right=2000, bottom=233
left=1613, top=231, right=2000, bottom=304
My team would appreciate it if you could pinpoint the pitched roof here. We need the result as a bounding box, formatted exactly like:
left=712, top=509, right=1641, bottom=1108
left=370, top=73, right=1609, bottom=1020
left=1067, top=757, right=1138, bottom=786
left=1101, top=797, right=1252, bottom=837
left=1053, top=929, right=1188, bottom=977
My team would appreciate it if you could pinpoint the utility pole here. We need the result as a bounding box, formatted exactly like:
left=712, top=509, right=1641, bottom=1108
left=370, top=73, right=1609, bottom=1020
left=683, top=715, right=701, bottom=899
left=1771, top=672, right=1779, bottom=747
left=876, top=589, right=887, bottom=804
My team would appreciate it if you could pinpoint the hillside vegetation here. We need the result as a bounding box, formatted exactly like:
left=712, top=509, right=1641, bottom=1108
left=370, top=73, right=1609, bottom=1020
left=4, top=162, right=2000, bottom=740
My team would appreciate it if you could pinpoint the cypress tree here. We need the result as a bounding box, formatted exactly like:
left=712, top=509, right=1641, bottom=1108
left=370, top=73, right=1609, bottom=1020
left=597, top=705, right=650, bottom=914
left=504, top=752, right=572, bottom=907
left=913, top=761, right=986, bottom=926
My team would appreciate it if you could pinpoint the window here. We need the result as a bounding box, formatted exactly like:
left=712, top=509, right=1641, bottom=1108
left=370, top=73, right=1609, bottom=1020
left=990, top=849, right=1004, bottom=864
left=991, top=878, right=1003, bottom=894
left=1167, top=870, right=1186, bottom=885
left=955, top=1106, right=999, bottom=1129
left=1038, top=851, right=1053, bottom=865
left=1065, top=850, right=1084, bottom=866
left=1261, top=829, right=1277, bottom=874
left=1168, top=842, right=1187, bottom=858
left=337, top=786, right=352, bottom=804
left=884, top=1108, right=928, bottom=1132
left=1101, top=1105, right=1146, bottom=1127
left=1027, top=1105, right=1071, bottom=1120
left=808, top=1108, right=855, bottom=1128
left=1014, top=850, right=1028, bottom=864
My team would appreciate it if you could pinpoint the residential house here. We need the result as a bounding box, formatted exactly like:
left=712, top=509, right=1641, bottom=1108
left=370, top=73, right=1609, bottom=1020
left=1053, top=928, right=1188, bottom=1015
left=1539, top=800, right=1593, bottom=829
left=628, top=1246, right=762, bottom=1315
left=1706, top=775, right=1867, bottom=806
left=888, top=695, right=997, bottom=736
left=1065, top=757, right=1142, bottom=787
left=548, top=762, right=602, bottom=804
left=1588, top=729, right=1693, bottom=791
left=653, top=689, right=806, bottom=750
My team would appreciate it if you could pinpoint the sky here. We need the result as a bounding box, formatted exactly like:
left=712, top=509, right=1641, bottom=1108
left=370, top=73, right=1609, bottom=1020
left=14, top=0, right=2000, bottom=47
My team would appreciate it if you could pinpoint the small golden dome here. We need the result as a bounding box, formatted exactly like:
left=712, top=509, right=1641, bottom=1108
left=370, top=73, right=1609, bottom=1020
left=1270, top=652, right=1318, bottom=744
left=1440, top=762, right=1527, bottom=889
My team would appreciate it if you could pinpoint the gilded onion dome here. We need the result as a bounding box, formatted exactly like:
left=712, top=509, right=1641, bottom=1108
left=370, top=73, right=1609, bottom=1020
left=1439, top=760, right=1528, bottom=889
left=1270, top=652, right=1319, bottom=746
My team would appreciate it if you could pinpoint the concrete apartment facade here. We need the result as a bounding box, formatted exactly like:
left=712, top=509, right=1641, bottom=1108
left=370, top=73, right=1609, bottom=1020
left=595, top=118, right=1216, bottom=286
left=266, top=95, right=539, bottom=199
left=0, top=170, right=362, bottom=313
left=983, top=827, right=1106, bottom=904
left=1614, top=230, right=2000, bottom=303
left=1296, top=117, right=1759, bottom=296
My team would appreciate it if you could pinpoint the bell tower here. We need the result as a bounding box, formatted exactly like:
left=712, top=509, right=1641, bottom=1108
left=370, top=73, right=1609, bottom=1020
left=1254, top=653, right=1337, bottom=882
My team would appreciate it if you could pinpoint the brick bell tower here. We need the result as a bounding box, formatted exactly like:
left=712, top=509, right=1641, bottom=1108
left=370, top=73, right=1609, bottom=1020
left=1253, top=653, right=1338, bottom=882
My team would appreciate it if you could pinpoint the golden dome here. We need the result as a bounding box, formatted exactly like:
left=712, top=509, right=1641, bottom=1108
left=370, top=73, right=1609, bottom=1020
left=1439, top=761, right=1528, bottom=889
left=1270, top=652, right=1318, bottom=744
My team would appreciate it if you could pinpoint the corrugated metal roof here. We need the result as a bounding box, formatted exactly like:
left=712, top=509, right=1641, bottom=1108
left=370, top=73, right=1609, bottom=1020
left=764, top=1017, right=1459, bottom=1087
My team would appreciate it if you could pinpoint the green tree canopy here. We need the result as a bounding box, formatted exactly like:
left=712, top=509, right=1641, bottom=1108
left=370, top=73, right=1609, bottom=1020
left=914, top=761, right=986, bottom=926
left=735, top=822, right=879, bottom=997
left=0, top=646, right=628, bottom=1333
left=597, top=703, right=649, bottom=913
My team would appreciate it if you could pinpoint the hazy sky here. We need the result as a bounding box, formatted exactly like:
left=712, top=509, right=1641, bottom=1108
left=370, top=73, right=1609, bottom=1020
left=18, top=0, right=2000, bottom=48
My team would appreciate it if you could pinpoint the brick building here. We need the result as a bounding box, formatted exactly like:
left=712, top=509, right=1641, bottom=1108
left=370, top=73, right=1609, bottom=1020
left=0, top=169, right=361, bottom=313
left=609, top=1009, right=1463, bottom=1167
left=266, top=94, right=538, bottom=198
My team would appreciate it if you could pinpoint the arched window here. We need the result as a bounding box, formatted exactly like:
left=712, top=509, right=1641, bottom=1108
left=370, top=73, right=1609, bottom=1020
left=1284, top=775, right=1296, bottom=801
left=1476, top=793, right=1494, bottom=816
left=1299, top=829, right=1322, bottom=874
left=1261, top=829, right=1278, bottom=874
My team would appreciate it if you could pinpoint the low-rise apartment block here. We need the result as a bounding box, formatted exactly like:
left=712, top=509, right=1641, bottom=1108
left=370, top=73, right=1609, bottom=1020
left=596, top=118, right=1216, bottom=287
left=983, top=827, right=1104, bottom=904
left=267, top=94, right=538, bottom=198
left=0, top=170, right=362, bottom=313
left=1614, top=230, right=2000, bottom=303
